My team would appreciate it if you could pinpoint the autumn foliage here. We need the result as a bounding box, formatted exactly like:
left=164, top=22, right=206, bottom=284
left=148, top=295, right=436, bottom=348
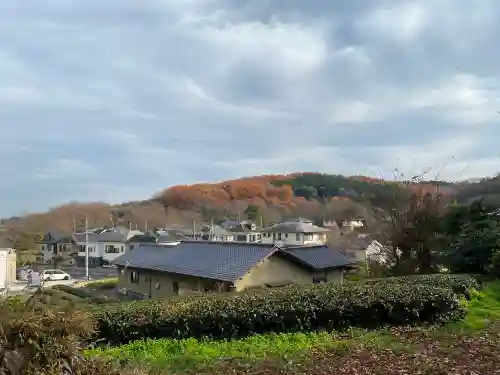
left=157, top=174, right=301, bottom=211
left=1, top=172, right=458, bottom=248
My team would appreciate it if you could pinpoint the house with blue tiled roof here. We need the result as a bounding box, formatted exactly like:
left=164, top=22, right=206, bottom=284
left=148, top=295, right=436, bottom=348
left=112, top=240, right=356, bottom=300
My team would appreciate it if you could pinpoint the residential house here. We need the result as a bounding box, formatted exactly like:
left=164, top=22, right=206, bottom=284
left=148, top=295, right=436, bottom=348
left=112, top=241, right=355, bottom=300
left=0, top=245, right=16, bottom=289
left=73, top=226, right=146, bottom=267
left=221, top=219, right=261, bottom=243
left=335, top=234, right=390, bottom=265
left=279, top=217, right=315, bottom=224
left=200, top=224, right=235, bottom=242
left=260, top=220, right=330, bottom=247
left=38, top=231, right=74, bottom=264
left=339, top=218, right=366, bottom=232
left=221, top=219, right=257, bottom=231
left=156, top=226, right=196, bottom=243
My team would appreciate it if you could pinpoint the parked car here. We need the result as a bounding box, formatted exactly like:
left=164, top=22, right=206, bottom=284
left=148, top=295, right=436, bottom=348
left=41, top=269, right=71, bottom=281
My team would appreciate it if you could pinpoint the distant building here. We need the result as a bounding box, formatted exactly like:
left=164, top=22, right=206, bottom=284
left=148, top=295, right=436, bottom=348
left=259, top=219, right=330, bottom=247
left=38, top=231, right=74, bottom=264
left=0, top=247, right=16, bottom=289
left=200, top=224, right=235, bottom=242
left=221, top=219, right=262, bottom=243
left=73, top=226, right=151, bottom=267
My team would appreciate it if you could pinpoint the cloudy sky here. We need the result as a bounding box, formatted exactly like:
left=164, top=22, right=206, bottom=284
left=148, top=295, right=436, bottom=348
left=1, top=0, right=500, bottom=216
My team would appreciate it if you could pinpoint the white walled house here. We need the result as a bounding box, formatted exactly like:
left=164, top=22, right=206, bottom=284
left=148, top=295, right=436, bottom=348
left=259, top=221, right=330, bottom=247
left=73, top=226, right=151, bottom=267
left=222, top=220, right=262, bottom=243
left=336, top=235, right=392, bottom=266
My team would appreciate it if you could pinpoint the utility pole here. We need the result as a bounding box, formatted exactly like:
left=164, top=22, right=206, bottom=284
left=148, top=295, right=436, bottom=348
left=192, top=220, right=196, bottom=240
left=145, top=221, right=148, bottom=233
left=211, top=217, right=214, bottom=241
left=85, top=217, right=89, bottom=281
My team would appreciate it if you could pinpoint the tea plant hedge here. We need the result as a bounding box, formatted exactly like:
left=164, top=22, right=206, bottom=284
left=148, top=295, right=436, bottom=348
left=52, top=285, right=118, bottom=304
left=92, top=282, right=465, bottom=345
left=360, top=274, right=479, bottom=298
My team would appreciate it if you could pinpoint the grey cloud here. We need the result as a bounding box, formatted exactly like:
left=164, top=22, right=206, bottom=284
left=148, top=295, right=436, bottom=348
left=1, top=0, right=500, bottom=216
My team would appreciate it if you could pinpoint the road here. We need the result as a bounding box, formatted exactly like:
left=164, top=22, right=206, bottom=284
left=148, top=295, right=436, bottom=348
left=34, top=266, right=120, bottom=280
left=4, top=279, right=80, bottom=295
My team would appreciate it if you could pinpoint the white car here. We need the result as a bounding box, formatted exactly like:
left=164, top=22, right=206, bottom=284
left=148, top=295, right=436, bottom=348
left=41, top=269, right=71, bottom=281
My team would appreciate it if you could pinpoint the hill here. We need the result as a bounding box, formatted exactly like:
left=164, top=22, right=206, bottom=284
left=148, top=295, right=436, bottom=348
left=3, top=171, right=491, bottom=253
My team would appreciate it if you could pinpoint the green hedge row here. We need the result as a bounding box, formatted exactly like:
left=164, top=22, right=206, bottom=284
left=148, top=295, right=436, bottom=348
left=52, top=285, right=117, bottom=305
left=360, top=274, right=479, bottom=298
left=92, top=282, right=465, bottom=345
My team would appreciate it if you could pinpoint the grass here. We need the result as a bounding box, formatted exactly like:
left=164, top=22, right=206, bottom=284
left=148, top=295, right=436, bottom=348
left=451, top=281, right=500, bottom=331
left=86, top=281, right=500, bottom=373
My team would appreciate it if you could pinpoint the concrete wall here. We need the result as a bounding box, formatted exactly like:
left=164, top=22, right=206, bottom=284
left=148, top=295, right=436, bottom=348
left=117, top=268, right=231, bottom=299
left=235, top=254, right=312, bottom=290
left=0, top=249, right=17, bottom=287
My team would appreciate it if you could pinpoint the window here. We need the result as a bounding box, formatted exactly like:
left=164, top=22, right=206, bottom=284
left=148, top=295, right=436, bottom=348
left=121, top=246, right=125, bottom=252
left=155, top=281, right=161, bottom=289
left=313, top=271, right=327, bottom=284
left=130, top=271, right=139, bottom=284
left=105, top=245, right=120, bottom=254
left=276, top=233, right=284, bottom=240
left=295, top=234, right=300, bottom=241
left=173, top=281, right=179, bottom=295
left=304, top=233, right=314, bottom=241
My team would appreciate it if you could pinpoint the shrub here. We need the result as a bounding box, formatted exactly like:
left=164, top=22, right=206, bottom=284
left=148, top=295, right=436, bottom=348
left=52, top=285, right=117, bottom=305
left=76, top=277, right=118, bottom=290
left=360, top=274, right=479, bottom=298
left=92, top=282, right=464, bottom=345
left=0, top=295, right=95, bottom=375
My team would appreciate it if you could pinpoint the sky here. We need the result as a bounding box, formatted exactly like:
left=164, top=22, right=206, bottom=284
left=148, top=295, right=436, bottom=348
left=1, top=0, right=500, bottom=217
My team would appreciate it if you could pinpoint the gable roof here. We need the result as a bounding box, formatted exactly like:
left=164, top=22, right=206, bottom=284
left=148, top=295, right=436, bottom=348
left=112, top=241, right=356, bottom=281
left=200, top=224, right=233, bottom=236
left=282, top=245, right=356, bottom=269
left=279, top=217, right=314, bottom=224
left=260, top=222, right=330, bottom=234
left=40, top=231, right=72, bottom=244
left=112, top=241, right=277, bottom=282
left=72, top=227, right=146, bottom=243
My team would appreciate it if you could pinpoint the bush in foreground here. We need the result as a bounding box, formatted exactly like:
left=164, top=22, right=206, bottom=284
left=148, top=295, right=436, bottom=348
left=361, top=274, right=479, bottom=298
left=0, top=294, right=93, bottom=375
left=93, top=282, right=465, bottom=345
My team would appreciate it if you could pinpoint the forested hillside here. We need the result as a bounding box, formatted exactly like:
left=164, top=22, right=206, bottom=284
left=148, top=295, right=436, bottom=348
left=2, top=172, right=498, bottom=255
